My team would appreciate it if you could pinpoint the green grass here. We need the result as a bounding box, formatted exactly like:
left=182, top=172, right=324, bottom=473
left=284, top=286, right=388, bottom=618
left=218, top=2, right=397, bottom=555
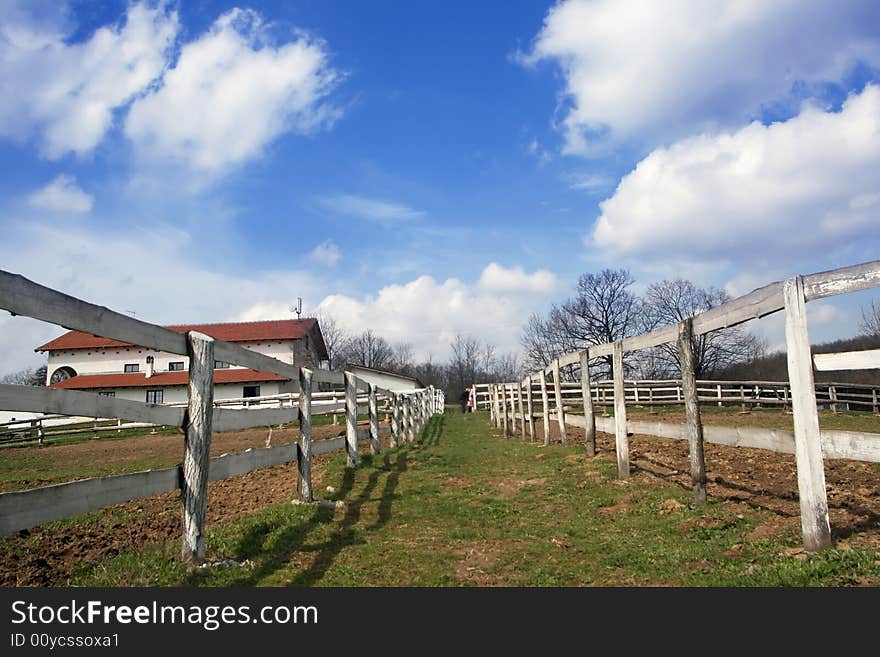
left=68, top=411, right=880, bottom=587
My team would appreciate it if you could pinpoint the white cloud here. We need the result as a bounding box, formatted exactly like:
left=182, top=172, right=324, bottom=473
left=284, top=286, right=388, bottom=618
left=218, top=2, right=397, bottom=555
left=0, top=1, right=178, bottom=158
left=567, top=172, right=614, bottom=193
left=0, top=221, right=324, bottom=377
left=26, top=174, right=93, bottom=214
left=477, top=262, right=560, bottom=294
left=309, top=240, right=341, bottom=267
left=591, top=85, right=880, bottom=263
left=125, top=8, right=341, bottom=172
left=522, top=0, right=880, bottom=152
left=314, top=271, right=548, bottom=360
left=318, top=194, right=425, bottom=223
left=808, top=302, right=848, bottom=327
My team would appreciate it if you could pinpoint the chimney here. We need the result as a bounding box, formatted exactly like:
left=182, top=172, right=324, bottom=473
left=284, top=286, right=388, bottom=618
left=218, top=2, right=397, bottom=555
left=145, top=356, right=154, bottom=379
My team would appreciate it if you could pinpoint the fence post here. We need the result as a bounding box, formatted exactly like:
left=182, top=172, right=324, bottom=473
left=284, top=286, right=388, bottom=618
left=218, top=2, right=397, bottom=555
left=612, top=340, right=629, bottom=479
left=580, top=350, right=595, bottom=457
left=517, top=380, right=526, bottom=440
left=509, top=383, right=517, bottom=434
left=526, top=375, right=535, bottom=442
left=181, top=331, right=215, bottom=564
left=552, top=358, right=567, bottom=443
left=297, top=367, right=313, bottom=502
left=873, top=387, right=879, bottom=415
left=406, top=394, right=415, bottom=443
left=677, top=320, right=707, bottom=506
left=784, top=276, right=831, bottom=552
left=369, top=383, right=380, bottom=455
left=490, top=385, right=498, bottom=427
left=345, top=372, right=359, bottom=467
left=539, top=369, right=550, bottom=446
left=390, top=392, right=400, bottom=448
left=501, top=384, right=510, bottom=436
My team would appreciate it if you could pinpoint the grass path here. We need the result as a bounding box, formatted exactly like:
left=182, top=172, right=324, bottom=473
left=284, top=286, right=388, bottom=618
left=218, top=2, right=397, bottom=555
left=76, top=411, right=880, bottom=586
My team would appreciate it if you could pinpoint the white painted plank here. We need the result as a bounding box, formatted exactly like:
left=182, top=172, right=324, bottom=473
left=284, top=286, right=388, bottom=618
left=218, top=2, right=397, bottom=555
left=813, top=349, right=880, bottom=371
left=0, top=466, right=180, bottom=535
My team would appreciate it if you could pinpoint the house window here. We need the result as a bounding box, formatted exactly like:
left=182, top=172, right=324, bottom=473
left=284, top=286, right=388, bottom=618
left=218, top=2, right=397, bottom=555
left=214, top=361, right=230, bottom=369
left=243, top=385, right=261, bottom=406
left=169, top=362, right=185, bottom=371
left=98, top=391, right=115, bottom=397
left=146, top=389, right=164, bottom=404
left=124, top=364, right=139, bottom=373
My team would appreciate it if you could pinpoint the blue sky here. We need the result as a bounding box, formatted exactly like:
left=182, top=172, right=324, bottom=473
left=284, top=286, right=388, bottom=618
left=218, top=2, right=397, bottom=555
left=1, top=0, right=879, bottom=375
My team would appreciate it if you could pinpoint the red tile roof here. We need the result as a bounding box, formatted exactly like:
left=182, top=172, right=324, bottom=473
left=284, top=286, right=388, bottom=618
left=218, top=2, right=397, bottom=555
left=50, top=369, right=287, bottom=390
left=36, top=319, right=319, bottom=352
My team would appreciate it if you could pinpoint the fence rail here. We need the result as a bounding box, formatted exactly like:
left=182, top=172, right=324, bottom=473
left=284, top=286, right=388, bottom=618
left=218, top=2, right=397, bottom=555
left=472, top=378, right=880, bottom=413
left=480, top=259, right=880, bottom=553
left=0, top=269, right=445, bottom=557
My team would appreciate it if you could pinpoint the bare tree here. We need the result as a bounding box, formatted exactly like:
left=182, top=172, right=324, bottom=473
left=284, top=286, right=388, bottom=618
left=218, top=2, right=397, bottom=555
left=641, top=279, right=765, bottom=378
left=341, top=329, right=393, bottom=369
left=1, top=365, right=47, bottom=386
left=315, top=313, right=351, bottom=370
left=449, top=334, right=481, bottom=396
left=391, top=341, right=415, bottom=374
left=520, top=268, right=641, bottom=378
left=860, top=300, right=880, bottom=337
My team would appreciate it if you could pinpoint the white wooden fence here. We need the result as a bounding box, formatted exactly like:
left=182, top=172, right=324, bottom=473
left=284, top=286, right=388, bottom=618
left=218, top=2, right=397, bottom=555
left=481, top=260, right=880, bottom=552
left=472, top=378, right=880, bottom=413
left=0, top=270, right=445, bottom=562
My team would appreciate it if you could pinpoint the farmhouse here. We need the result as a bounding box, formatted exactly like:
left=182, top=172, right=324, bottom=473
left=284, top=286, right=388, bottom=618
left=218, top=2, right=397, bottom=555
left=36, top=319, right=328, bottom=405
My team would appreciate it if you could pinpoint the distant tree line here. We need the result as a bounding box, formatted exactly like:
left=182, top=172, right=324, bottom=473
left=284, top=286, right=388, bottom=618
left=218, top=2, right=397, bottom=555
left=317, top=314, right=522, bottom=403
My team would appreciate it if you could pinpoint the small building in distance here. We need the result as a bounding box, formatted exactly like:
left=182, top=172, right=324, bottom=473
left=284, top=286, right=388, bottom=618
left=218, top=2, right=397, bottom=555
left=36, top=319, right=328, bottom=405
left=346, top=364, right=424, bottom=392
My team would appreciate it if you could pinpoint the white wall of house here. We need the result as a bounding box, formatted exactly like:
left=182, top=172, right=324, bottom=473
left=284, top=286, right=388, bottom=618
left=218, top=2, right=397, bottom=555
left=348, top=367, right=420, bottom=392
left=99, top=381, right=286, bottom=405
left=45, top=339, right=299, bottom=383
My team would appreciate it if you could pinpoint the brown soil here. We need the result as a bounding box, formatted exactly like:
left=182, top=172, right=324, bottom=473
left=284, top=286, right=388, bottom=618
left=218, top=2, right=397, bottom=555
left=521, top=414, right=880, bottom=550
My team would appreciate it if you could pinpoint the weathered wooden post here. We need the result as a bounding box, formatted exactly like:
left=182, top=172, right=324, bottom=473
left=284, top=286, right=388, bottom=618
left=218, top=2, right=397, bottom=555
left=181, top=331, right=214, bottom=564
left=526, top=375, right=535, bottom=442
left=345, top=372, right=359, bottom=467
left=612, top=341, right=629, bottom=479
left=552, top=358, right=567, bottom=443
left=369, top=383, right=381, bottom=455
left=517, top=381, right=526, bottom=440
left=297, top=367, right=313, bottom=502
left=509, top=383, right=517, bottom=434
left=784, top=276, right=831, bottom=552
left=829, top=385, right=839, bottom=414
left=490, top=385, right=498, bottom=426
left=677, top=320, right=707, bottom=505
left=873, top=387, right=879, bottom=415
left=580, top=350, right=595, bottom=456
left=406, top=394, right=415, bottom=443
left=501, top=384, right=510, bottom=436
left=539, top=369, right=550, bottom=446
left=390, top=392, right=400, bottom=448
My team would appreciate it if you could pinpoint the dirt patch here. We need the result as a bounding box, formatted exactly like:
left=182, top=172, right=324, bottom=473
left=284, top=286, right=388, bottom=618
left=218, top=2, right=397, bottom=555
left=493, top=477, right=547, bottom=498
left=598, top=493, right=634, bottom=516
left=453, top=540, right=529, bottom=586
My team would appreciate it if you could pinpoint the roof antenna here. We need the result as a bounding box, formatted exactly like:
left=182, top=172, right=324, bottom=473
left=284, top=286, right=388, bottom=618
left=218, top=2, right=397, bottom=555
left=290, top=298, right=302, bottom=320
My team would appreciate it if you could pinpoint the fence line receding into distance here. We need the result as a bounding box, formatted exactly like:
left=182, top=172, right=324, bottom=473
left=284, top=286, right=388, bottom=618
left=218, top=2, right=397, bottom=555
left=0, top=270, right=445, bottom=562
left=478, top=260, right=880, bottom=553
